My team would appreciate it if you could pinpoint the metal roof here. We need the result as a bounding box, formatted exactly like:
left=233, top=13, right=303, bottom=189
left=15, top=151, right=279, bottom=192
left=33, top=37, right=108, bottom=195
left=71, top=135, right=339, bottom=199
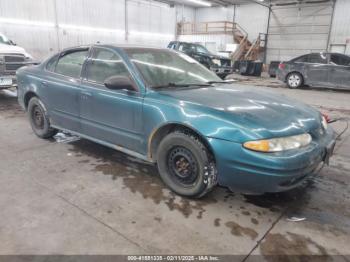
left=156, top=0, right=332, bottom=8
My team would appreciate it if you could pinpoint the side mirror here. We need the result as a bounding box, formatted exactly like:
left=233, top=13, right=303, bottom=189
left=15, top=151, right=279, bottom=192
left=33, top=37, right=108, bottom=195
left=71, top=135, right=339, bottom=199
left=9, top=40, right=16, bottom=46
left=104, top=76, right=137, bottom=91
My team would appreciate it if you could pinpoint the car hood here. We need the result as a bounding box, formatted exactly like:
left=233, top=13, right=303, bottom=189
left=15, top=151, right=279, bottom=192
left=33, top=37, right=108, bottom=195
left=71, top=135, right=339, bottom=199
left=0, top=43, right=26, bottom=54
left=0, top=43, right=33, bottom=59
left=158, top=84, right=322, bottom=141
left=199, top=52, right=230, bottom=61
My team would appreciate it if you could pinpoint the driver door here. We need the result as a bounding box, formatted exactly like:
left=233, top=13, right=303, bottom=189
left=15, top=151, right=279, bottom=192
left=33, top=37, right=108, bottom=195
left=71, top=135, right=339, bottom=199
left=329, top=54, right=350, bottom=88
left=305, top=53, right=331, bottom=86
left=79, top=47, right=144, bottom=153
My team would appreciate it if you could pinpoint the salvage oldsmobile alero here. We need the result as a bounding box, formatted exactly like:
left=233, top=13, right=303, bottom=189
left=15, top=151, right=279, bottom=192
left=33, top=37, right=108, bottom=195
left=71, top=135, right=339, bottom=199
left=17, top=45, right=336, bottom=197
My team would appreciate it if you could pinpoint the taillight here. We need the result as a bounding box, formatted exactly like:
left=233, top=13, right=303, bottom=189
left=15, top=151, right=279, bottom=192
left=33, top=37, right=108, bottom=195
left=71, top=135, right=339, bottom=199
left=322, top=113, right=331, bottom=123
left=279, top=63, right=286, bottom=70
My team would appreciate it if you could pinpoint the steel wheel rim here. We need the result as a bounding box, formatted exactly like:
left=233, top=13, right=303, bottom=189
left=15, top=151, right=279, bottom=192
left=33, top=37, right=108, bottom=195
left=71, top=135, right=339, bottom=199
left=167, top=146, right=199, bottom=187
left=32, top=105, right=45, bottom=130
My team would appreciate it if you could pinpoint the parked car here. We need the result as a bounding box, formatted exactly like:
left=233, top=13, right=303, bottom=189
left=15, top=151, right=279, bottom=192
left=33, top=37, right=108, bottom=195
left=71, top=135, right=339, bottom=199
left=0, top=32, right=37, bottom=90
left=277, top=52, right=350, bottom=89
left=17, top=45, right=336, bottom=197
left=168, top=41, right=233, bottom=79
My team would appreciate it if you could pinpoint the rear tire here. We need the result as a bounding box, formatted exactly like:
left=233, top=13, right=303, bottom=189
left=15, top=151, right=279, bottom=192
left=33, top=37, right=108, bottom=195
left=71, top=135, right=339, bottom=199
left=28, top=97, right=58, bottom=139
left=156, top=130, right=217, bottom=198
left=286, top=72, right=304, bottom=89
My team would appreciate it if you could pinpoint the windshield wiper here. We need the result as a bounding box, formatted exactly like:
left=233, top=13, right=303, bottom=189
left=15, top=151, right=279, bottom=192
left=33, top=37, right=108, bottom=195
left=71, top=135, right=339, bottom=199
left=151, top=82, right=211, bottom=89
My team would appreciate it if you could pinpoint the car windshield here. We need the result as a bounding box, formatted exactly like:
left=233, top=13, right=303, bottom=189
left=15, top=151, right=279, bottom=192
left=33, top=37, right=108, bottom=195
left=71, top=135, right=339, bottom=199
left=125, top=48, right=221, bottom=88
left=0, top=34, right=12, bottom=45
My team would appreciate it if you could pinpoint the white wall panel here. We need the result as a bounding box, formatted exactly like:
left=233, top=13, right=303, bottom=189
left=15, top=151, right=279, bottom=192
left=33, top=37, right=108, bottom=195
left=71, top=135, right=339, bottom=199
left=235, top=4, right=268, bottom=43
left=0, top=0, right=176, bottom=60
left=128, top=0, right=175, bottom=35
left=195, top=6, right=234, bottom=23
left=176, top=5, right=195, bottom=23
left=0, top=0, right=56, bottom=21
left=56, top=0, right=124, bottom=29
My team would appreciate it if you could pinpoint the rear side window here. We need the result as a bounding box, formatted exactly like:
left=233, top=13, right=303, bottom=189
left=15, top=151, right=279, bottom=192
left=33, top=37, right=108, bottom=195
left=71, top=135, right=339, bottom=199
left=55, top=49, right=88, bottom=78
left=46, top=55, right=58, bottom=72
left=293, top=55, right=308, bottom=63
left=330, top=54, right=350, bottom=66
left=86, top=48, right=130, bottom=84
left=308, top=53, right=327, bottom=64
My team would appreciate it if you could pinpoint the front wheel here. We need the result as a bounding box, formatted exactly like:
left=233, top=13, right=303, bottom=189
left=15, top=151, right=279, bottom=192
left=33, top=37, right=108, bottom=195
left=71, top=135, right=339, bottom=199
left=286, top=72, right=304, bottom=89
left=156, top=130, right=217, bottom=198
left=28, top=97, right=58, bottom=139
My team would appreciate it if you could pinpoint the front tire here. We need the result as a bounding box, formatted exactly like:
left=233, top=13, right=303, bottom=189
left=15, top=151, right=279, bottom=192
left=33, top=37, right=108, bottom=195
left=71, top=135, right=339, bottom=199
left=286, top=72, right=303, bottom=89
left=156, top=130, right=217, bottom=198
left=28, top=97, right=58, bottom=139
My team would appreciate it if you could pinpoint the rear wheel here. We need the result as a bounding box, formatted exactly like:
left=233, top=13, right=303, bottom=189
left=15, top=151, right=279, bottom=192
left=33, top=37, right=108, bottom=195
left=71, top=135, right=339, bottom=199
left=28, top=97, right=58, bottom=139
left=286, top=72, right=303, bottom=89
left=156, top=130, right=217, bottom=198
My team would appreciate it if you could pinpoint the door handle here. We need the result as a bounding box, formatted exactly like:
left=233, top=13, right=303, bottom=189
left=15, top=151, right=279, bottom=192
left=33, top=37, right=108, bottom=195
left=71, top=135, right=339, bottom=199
left=41, top=81, right=48, bottom=86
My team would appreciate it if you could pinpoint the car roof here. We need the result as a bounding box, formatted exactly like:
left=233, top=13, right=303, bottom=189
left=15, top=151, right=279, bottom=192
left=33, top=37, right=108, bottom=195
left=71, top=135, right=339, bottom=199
left=60, top=44, right=169, bottom=53
left=169, top=41, right=199, bottom=45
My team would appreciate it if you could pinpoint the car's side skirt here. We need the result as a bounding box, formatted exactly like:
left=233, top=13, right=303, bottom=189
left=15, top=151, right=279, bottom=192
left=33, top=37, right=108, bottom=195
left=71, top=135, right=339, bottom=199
left=51, top=125, right=154, bottom=164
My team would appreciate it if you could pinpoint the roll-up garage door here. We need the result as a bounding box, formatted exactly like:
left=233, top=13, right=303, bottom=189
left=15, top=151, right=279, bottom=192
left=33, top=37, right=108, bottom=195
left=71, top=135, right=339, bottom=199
left=266, top=1, right=333, bottom=63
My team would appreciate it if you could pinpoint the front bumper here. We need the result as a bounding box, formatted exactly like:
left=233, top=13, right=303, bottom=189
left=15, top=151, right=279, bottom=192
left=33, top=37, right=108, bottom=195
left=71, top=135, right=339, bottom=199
left=210, top=66, right=233, bottom=76
left=208, top=127, right=336, bottom=194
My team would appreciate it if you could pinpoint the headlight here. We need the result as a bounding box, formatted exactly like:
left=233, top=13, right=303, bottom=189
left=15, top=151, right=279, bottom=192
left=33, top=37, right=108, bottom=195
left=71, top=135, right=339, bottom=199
left=23, top=52, right=33, bottom=60
left=243, top=133, right=312, bottom=152
left=321, top=116, right=328, bottom=130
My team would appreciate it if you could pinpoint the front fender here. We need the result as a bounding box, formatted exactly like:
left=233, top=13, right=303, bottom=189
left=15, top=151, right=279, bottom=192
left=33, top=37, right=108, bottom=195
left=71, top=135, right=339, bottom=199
left=142, top=93, right=255, bottom=155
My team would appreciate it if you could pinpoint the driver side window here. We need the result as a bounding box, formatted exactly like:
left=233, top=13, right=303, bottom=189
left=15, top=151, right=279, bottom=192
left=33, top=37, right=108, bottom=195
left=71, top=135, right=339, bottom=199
left=86, top=48, right=130, bottom=84
left=330, top=54, right=350, bottom=66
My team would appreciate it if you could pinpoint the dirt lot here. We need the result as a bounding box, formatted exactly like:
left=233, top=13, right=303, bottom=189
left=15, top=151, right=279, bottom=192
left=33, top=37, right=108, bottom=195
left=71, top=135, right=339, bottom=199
left=0, top=82, right=349, bottom=260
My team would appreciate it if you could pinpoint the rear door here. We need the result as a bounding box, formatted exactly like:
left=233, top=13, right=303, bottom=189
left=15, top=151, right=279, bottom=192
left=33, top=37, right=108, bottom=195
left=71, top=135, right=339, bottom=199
left=79, top=47, right=144, bottom=152
left=305, top=53, right=331, bottom=86
left=329, top=54, right=350, bottom=88
left=42, top=47, right=89, bottom=132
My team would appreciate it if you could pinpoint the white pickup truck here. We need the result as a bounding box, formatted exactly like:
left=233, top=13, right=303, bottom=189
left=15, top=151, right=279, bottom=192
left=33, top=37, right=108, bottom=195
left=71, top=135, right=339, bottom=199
left=0, top=33, right=37, bottom=90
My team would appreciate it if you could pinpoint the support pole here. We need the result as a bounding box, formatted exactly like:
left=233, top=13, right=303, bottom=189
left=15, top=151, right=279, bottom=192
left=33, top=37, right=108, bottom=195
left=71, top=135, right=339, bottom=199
left=263, top=5, right=272, bottom=64
left=326, top=0, right=336, bottom=51
left=53, top=0, right=60, bottom=51
left=125, top=0, right=129, bottom=42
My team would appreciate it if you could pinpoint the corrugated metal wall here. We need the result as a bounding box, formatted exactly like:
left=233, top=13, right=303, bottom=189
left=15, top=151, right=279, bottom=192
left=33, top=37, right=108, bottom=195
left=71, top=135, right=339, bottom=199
left=0, top=0, right=176, bottom=60
left=266, top=2, right=333, bottom=63
left=329, top=0, right=350, bottom=55
left=1, top=0, right=349, bottom=62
